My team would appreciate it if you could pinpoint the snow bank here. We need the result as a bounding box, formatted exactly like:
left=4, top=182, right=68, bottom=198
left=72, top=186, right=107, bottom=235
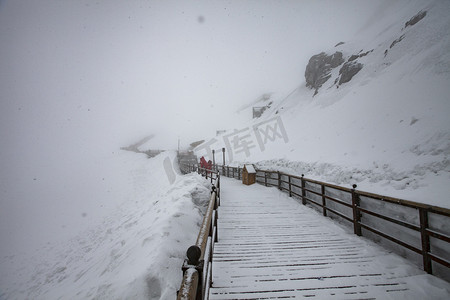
left=0, top=151, right=212, bottom=299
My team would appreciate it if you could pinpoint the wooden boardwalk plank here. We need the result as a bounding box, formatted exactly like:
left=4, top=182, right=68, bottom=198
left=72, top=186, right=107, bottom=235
left=209, top=177, right=450, bottom=299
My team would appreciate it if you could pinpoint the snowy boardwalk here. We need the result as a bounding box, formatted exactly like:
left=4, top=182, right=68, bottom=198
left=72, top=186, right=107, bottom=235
left=209, top=177, right=449, bottom=299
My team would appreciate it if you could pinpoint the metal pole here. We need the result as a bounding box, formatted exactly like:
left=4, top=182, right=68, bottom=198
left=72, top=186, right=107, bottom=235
left=222, top=148, right=225, bottom=166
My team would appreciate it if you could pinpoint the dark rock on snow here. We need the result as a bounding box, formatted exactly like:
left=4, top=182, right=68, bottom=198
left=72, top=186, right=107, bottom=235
left=349, top=50, right=373, bottom=62
left=338, top=61, right=363, bottom=85
left=348, top=54, right=359, bottom=62
left=358, top=49, right=373, bottom=58
left=390, top=35, right=405, bottom=49
left=405, top=11, right=427, bottom=28
left=305, top=52, right=344, bottom=92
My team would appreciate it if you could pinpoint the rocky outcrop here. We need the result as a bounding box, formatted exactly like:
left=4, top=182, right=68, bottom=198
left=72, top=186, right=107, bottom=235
left=384, top=11, right=427, bottom=58
left=405, top=11, right=427, bottom=28
left=348, top=50, right=373, bottom=62
left=336, top=49, right=371, bottom=85
left=305, top=50, right=368, bottom=94
left=303, top=9, right=428, bottom=96
left=338, top=61, right=363, bottom=85
left=390, top=35, right=405, bottom=49
left=305, top=52, right=344, bottom=93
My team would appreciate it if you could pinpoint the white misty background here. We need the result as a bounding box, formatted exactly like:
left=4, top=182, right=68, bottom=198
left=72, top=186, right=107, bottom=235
left=0, top=0, right=381, bottom=257
left=0, top=0, right=449, bottom=299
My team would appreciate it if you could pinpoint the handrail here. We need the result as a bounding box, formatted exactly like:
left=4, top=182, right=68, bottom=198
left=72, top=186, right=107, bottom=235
left=177, top=159, right=449, bottom=293
left=177, top=163, right=220, bottom=300
left=211, top=163, right=450, bottom=279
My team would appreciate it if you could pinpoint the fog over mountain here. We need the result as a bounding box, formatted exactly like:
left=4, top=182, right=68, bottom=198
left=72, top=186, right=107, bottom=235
left=0, top=0, right=384, bottom=254
left=1, top=0, right=449, bottom=299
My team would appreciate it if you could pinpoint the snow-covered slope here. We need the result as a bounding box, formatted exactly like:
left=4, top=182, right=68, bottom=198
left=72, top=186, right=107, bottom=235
left=195, top=0, right=450, bottom=208
left=0, top=151, right=211, bottom=299
left=1, top=1, right=449, bottom=299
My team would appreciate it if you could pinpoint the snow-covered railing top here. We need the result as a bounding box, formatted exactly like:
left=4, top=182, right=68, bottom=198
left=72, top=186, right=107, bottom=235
left=177, top=163, right=220, bottom=300
left=213, top=163, right=450, bottom=281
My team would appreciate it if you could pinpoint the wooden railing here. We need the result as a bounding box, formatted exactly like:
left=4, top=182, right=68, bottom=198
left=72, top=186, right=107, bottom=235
left=213, top=163, right=450, bottom=281
left=177, top=161, right=450, bottom=296
left=180, top=164, right=219, bottom=184
left=177, top=163, right=220, bottom=300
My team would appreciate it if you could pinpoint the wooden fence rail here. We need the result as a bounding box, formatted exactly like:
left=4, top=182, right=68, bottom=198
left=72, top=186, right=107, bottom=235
left=213, top=163, right=450, bottom=280
left=177, top=163, right=220, bottom=300
left=177, top=162, right=450, bottom=299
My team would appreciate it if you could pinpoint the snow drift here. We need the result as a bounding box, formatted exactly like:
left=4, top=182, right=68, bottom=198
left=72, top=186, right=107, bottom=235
left=0, top=151, right=212, bottom=299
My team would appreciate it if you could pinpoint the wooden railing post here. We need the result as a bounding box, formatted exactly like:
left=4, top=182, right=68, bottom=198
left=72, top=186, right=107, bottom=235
left=238, top=167, right=241, bottom=180
left=419, top=208, right=432, bottom=274
left=277, top=171, right=281, bottom=190
left=351, top=184, right=362, bottom=236
left=288, top=175, right=292, bottom=197
left=301, top=174, right=306, bottom=205
left=321, top=185, right=327, bottom=216
left=177, top=268, right=199, bottom=300
left=179, top=245, right=203, bottom=300
left=264, top=171, right=268, bottom=186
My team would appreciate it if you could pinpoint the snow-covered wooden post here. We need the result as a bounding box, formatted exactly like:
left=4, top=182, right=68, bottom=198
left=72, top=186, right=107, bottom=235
left=179, top=246, right=202, bottom=300
left=242, top=164, right=256, bottom=185
left=351, top=184, right=362, bottom=236
left=177, top=268, right=199, bottom=300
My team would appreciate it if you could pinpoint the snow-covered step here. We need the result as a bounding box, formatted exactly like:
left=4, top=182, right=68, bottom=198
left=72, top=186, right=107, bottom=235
left=209, top=177, right=450, bottom=299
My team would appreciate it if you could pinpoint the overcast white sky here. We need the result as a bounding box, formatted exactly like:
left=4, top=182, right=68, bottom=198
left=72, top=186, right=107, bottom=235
left=0, top=0, right=386, bottom=147
left=0, top=0, right=388, bottom=252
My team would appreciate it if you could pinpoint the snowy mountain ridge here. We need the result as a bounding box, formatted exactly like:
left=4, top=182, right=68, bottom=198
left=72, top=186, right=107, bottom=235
left=195, top=0, right=450, bottom=208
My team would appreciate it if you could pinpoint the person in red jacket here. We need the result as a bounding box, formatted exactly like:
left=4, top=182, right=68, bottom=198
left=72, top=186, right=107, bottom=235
left=199, top=156, right=212, bottom=170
